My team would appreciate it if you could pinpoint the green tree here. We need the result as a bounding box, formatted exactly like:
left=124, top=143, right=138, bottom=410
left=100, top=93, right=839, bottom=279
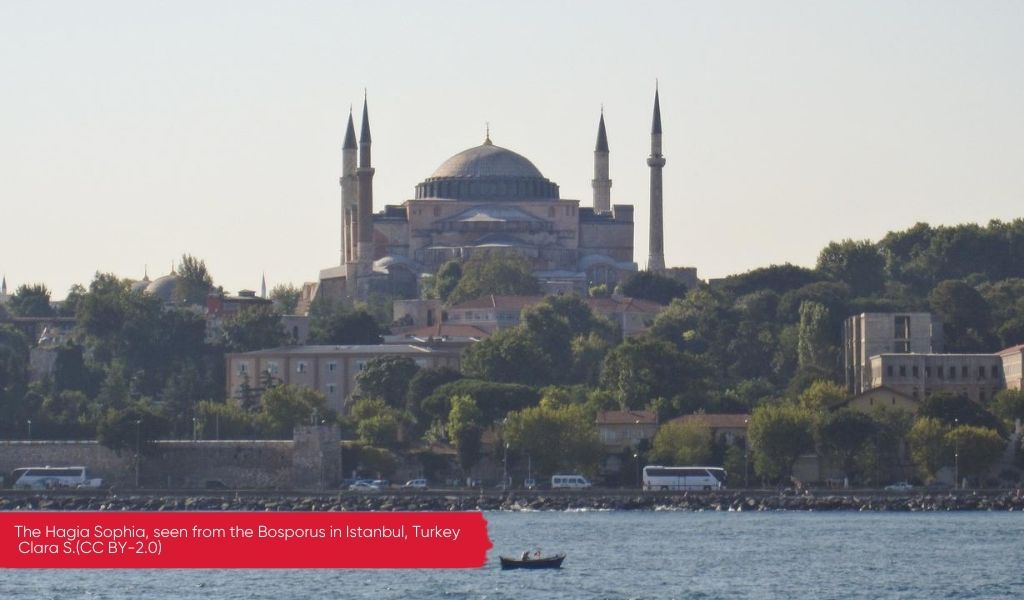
left=908, top=417, right=951, bottom=481
left=797, top=380, right=846, bottom=412
left=309, top=301, right=382, bottom=344
left=503, top=402, right=602, bottom=478
left=447, top=394, right=483, bottom=473
left=8, top=283, right=54, bottom=317
left=221, top=305, right=288, bottom=352
left=96, top=400, right=170, bottom=455
left=617, top=271, right=689, bottom=305
left=600, top=337, right=707, bottom=411
left=748, top=402, right=815, bottom=482
left=269, top=283, right=301, bottom=315
left=929, top=280, right=993, bottom=351
left=816, top=239, right=885, bottom=296
left=991, top=389, right=1024, bottom=428
left=919, top=391, right=1001, bottom=431
left=356, top=355, right=420, bottom=408
left=797, top=301, right=835, bottom=373
left=259, top=384, right=331, bottom=438
left=0, top=325, right=31, bottom=433
left=945, top=425, right=1004, bottom=485
left=420, top=379, right=538, bottom=427
left=817, top=409, right=877, bottom=482
left=446, top=253, right=540, bottom=306
left=349, top=397, right=402, bottom=447
left=195, top=400, right=257, bottom=439
left=173, top=254, right=214, bottom=306
left=431, top=260, right=462, bottom=302
left=650, top=419, right=713, bottom=465
left=460, top=328, right=551, bottom=385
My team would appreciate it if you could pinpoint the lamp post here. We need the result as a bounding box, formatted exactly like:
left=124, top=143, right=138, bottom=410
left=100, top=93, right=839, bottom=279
left=26, top=419, right=32, bottom=440
left=954, top=417, right=960, bottom=490
left=744, top=418, right=750, bottom=489
left=503, top=442, right=510, bottom=490
left=192, top=417, right=198, bottom=441
left=135, top=419, right=142, bottom=488
left=633, top=452, right=641, bottom=489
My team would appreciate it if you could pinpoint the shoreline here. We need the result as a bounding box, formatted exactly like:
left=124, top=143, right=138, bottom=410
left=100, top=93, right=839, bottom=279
left=3, top=489, right=1024, bottom=512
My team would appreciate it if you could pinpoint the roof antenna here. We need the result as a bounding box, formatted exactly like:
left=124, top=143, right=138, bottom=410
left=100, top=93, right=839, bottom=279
left=484, top=122, right=492, bottom=145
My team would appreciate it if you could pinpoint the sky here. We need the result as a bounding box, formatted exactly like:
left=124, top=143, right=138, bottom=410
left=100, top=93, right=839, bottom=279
left=2, top=1, right=1023, bottom=299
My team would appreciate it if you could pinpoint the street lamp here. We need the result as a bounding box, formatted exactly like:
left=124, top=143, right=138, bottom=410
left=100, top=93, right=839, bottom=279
left=954, top=418, right=960, bottom=490
left=744, top=418, right=750, bottom=489
left=633, top=452, right=641, bottom=489
left=135, top=419, right=142, bottom=488
left=192, top=417, right=198, bottom=441
left=26, top=419, right=32, bottom=440
left=503, top=442, right=510, bottom=491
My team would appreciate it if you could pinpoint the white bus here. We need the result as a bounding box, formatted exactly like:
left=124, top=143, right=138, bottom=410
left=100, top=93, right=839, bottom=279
left=551, top=475, right=592, bottom=489
left=12, top=466, right=103, bottom=490
left=642, top=466, right=726, bottom=491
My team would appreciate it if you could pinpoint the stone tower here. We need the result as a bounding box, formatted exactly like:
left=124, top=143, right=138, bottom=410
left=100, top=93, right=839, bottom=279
left=356, top=94, right=375, bottom=274
left=592, top=110, right=612, bottom=212
left=646, top=86, right=666, bottom=273
left=340, top=109, right=358, bottom=269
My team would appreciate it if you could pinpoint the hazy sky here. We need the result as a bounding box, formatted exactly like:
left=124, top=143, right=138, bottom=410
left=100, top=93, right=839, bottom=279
left=2, top=1, right=1023, bottom=299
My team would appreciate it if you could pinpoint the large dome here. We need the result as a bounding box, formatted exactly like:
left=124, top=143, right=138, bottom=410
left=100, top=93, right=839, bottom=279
left=416, top=139, right=559, bottom=202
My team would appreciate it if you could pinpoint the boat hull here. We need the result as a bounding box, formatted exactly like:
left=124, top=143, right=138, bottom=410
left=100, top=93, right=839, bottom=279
left=499, top=554, right=565, bottom=570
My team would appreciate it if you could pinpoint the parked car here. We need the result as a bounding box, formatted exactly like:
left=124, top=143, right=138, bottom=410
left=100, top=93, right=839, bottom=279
left=349, top=481, right=381, bottom=492
left=524, top=478, right=537, bottom=490
left=884, top=481, right=914, bottom=492
left=403, top=479, right=428, bottom=489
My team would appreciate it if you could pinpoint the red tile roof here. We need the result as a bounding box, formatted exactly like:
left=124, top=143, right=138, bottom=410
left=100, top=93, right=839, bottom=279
left=595, top=410, right=658, bottom=425
left=999, top=344, right=1024, bottom=355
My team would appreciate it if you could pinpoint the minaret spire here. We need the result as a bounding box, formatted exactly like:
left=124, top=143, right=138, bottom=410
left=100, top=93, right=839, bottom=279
left=341, top=106, right=358, bottom=266
left=356, top=92, right=376, bottom=273
left=260, top=273, right=267, bottom=298
left=592, top=109, right=612, bottom=212
left=647, top=84, right=666, bottom=272
left=343, top=107, right=357, bottom=150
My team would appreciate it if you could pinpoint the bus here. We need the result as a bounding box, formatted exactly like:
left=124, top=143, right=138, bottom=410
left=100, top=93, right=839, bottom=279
left=11, top=466, right=103, bottom=490
left=642, top=466, right=726, bottom=491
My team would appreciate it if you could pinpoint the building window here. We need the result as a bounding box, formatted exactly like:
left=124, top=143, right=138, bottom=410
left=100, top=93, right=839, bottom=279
left=327, top=383, right=336, bottom=395
left=938, top=367, right=944, bottom=380
left=912, top=365, right=919, bottom=378
left=949, top=366, right=955, bottom=380
left=962, top=366, right=969, bottom=379
left=887, top=365, right=894, bottom=377
left=238, top=364, right=247, bottom=374
left=297, top=362, right=306, bottom=374
left=899, top=365, right=907, bottom=377
left=328, top=362, right=337, bottom=372
left=978, top=366, right=985, bottom=379
left=895, top=315, right=911, bottom=339
left=925, top=366, right=931, bottom=377
left=992, top=365, right=1001, bottom=378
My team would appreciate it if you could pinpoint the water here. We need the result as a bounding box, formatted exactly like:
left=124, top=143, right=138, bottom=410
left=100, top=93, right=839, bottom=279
left=3, top=511, right=1024, bottom=599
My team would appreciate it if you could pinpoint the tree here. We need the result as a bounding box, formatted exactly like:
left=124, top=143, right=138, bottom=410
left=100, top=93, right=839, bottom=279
left=431, top=260, right=462, bottom=302
left=599, top=337, right=707, bottom=411
left=173, top=254, right=214, bottom=306
left=195, top=400, right=257, bottom=439
left=349, top=397, right=401, bottom=447
left=919, top=392, right=1001, bottom=431
left=309, top=301, right=383, bottom=345
left=460, top=328, right=552, bottom=385
left=269, top=283, right=301, bottom=315
left=945, top=425, right=1004, bottom=485
left=991, top=390, right=1024, bottom=428
left=797, top=380, right=846, bottom=412
left=447, top=395, right=483, bottom=473
left=908, top=417, right=951, bottom=481
left=503, top=402, right=602, bottom=478
left=8, top=283, right=54, bottom=317
left=816, top=239, right=885, bottom=297
left=618, top=271, right=689, bottom=305
left=221, top=305, right=288, bottom=352
left=929, top=280, right=993, bottom=351
left=96, top=400, right=170, bottom=455
left=748, top=402, right=815, bottom=482
left=797, top=301, right=836, bottom=373
left=259, top=384, right=331, bottom=438
left=355, top=355, right=420, bottom=408
left=421, top=379, right=538, bottom=427
left=446, top=253, right=540, bottom=306
left=0, top=325, right=31, bottom=435
left=817, top=409, right=877, bottom=482
left=650, top=419, right=713, bottom=465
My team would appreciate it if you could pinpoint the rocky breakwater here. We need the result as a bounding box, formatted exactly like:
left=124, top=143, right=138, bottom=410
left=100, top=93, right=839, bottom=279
left=3, top=490, right=1024, bottom=512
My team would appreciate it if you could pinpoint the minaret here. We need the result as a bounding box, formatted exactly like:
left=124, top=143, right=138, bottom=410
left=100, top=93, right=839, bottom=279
left=0, top=275, right=7, bottom=302
left=356, top=93, right=375, bottom=273
left=341, top=108, right=358, bottom=267
left=260, top=273, right=267, bottom=298
left=592, top=109, right=612, bottom=212
left=646, top=85, right=666, bottom=273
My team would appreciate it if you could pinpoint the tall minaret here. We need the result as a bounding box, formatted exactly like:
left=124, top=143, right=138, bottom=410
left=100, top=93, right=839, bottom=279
left=0, top=275, right=7, bottom=303
left=646, top=85, right=666, bottom=273
left=260, top=273, right=267, bottom=298
left=340, top=108, right=358, bottom=267
left=356, top=93, right=375, bottom=273
left=592, top=109, right=612, bottom=212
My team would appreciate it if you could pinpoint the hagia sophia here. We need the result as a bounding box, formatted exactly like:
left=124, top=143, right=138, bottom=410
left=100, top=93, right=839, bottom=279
left=311, top=88, right=678, bottom=304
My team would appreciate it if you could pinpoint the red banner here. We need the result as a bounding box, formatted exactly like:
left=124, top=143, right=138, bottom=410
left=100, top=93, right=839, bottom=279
left=0, top=511, right=492, bottom=568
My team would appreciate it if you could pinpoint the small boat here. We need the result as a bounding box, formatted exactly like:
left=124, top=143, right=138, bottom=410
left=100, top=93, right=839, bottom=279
left=499, top=551, right=566, bottom=570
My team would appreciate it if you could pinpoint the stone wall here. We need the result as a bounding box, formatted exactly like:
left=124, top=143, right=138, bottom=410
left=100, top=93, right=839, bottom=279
left=0, top=425, right=342, bottom=490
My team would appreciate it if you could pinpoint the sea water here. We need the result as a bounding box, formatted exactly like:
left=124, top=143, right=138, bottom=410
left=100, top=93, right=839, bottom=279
left=2, top=511, right=1023, bottom=599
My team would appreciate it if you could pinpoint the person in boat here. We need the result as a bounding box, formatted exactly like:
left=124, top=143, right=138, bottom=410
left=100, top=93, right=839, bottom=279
left=521, top=551, right=530, bottom=561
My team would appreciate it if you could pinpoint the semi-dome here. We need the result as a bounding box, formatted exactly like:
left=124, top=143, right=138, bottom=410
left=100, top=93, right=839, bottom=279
left=416, top=138, right=559, bottom=202
left=145, top=273, right=178, bottom=304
